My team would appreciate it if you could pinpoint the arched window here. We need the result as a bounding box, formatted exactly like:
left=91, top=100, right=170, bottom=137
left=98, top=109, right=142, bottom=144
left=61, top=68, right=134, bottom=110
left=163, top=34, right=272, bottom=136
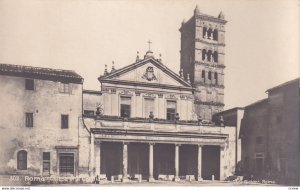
left=201, top=70, right=205, bottom=82
left=208, top=71, right=212, bottom=80
left=213, top=51, right=218, bottom=63
left=207, top=50, right=212, bottom=62
left=215, top=72, right=218, bottom=84
left=213, top=29, right=218, bottom=41
left=207, top=28, right=213, bottom=39
left=202, top=49, right=207, bottom=60
left=17, top=150, right=27, bottom=170
left=203, top=27, right=207, bottom=39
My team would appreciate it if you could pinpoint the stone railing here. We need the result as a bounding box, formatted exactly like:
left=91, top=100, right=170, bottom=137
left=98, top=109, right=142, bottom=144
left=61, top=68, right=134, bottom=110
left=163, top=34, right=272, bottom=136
left=83, top=114, right=217, bottom=126
left=82, top=115, right=228, bottom=135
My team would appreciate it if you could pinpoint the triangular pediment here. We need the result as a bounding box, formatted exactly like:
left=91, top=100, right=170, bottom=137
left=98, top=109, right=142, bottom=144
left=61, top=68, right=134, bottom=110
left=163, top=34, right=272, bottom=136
left=99, top=58, right=191, bottom=88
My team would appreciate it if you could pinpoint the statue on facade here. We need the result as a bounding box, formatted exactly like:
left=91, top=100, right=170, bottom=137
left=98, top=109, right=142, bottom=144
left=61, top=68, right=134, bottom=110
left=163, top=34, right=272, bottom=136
left=149, top=111, right=154, bottom=120
left=95, top=104, right=104, bottom=119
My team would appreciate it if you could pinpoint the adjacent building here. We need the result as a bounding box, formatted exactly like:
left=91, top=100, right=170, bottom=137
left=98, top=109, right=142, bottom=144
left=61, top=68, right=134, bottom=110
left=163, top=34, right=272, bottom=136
left=239, top=78, right=300, bottom=185
left=0, top=64, right=83, bottom=177
left=213, top=107, right=244, bottom=173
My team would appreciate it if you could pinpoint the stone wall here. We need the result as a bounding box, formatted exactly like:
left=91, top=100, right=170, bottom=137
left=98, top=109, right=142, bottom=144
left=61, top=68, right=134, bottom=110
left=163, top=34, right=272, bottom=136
left=0, top=75, right=82, bottom=176
left=267, top=81, right=299, bottom=185
left=240, top=99, right=268, bottom=176
left=240, top=78, right=300, bottom=185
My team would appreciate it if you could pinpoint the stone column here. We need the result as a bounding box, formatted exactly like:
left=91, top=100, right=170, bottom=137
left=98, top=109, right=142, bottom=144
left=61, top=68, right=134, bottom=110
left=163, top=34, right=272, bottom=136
left=197, top=145, right=203, bottom=181
left=95, top=142, right=101, bottom=177
left=174, top=144, right=180, bottom=181
left=89, top=133, right=95, bottom=176
left=122, top=142, right=129, bottom=182
left=148, top=143, right=155, bottom=182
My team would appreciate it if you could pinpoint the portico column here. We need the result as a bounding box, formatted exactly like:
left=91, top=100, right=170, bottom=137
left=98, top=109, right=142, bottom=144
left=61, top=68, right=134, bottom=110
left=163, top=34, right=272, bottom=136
left=122, top=142, right=129, bottom=182
left=197, top=145, right=203, bottom=181
left=148, top=143, right=155, bottom=182
left=95, top=142, right=101, bottom=177
left=174, top=144, right=180, bottom=181
left=89, top=133, right=95, bottom=176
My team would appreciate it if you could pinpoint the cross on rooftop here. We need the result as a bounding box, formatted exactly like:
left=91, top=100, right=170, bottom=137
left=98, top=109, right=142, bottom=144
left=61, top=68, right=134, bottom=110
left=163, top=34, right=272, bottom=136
left=147, top=40, right=152, bottom=51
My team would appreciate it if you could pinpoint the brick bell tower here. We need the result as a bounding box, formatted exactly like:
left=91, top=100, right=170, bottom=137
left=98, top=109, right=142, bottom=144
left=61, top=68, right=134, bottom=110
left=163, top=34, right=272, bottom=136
left=179, top=6, right=227, bottom=120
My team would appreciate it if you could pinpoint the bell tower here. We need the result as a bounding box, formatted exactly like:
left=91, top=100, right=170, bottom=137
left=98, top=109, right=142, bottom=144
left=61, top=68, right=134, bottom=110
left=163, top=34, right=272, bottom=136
left=179, top=6, right=227, bottom=120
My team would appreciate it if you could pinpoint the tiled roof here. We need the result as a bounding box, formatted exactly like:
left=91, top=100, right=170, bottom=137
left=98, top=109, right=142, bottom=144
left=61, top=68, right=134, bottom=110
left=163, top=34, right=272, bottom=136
left=0, top=63, right=83, bottom=84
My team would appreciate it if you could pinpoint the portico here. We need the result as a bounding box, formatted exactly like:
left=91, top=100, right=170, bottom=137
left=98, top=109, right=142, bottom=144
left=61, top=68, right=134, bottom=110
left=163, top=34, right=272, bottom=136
left=89, top=124, right=228, bottom=182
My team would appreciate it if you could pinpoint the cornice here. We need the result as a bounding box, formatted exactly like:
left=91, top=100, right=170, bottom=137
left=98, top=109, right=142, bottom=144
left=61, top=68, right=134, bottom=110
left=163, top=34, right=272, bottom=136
left=194, top=82, right=225, bottom=89
left=195, top=38, right=225, bottom=46
left=194, top=100, right=225, bottom=106
left=100, top=79, right=194, bottom=92
left=195, top=61, right=226, bottom=69
left=195, top=15, right=227, bottom=24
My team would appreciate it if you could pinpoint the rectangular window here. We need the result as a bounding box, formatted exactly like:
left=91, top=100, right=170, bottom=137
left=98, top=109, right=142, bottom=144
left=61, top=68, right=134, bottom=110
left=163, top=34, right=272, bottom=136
left=42, top=152, right=50, bottom=176
left=17, top=150, right=27, bottom=170
left=59, top=82, right=70, bottom=93
left=61, top=115, right=69, bottom=129
left=59, top=153, right=74, bottom=177
left=214, top=72, right=218, bottom=84
left=201, top=71, right=205, bottom=82
left=144, top=98, right=154, bottom=118
left=83, top=110, right=95, bottom=117
left=166, top=101, right=176, bottom=120
left=25, top=113, right=33, bottom=128
left=120, top=97, right=131, bottom=118
left=255, top=153, right=264, bottom=173
left=208, top=72, right=212, bottom=80
left=25, top=79, right=34, bottom=90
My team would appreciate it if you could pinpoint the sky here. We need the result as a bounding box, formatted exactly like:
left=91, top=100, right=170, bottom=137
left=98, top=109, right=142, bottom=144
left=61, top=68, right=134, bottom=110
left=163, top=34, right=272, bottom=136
left=0, top=0, right=299, bottom=109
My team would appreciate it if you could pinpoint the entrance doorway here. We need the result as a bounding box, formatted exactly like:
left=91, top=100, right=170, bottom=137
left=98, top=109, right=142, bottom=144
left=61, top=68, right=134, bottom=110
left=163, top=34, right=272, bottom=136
left=59, top=153, right=74, bottom=177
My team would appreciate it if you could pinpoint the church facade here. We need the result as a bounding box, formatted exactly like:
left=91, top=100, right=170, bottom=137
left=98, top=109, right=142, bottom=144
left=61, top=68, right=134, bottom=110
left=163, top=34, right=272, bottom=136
left=0, top=7, right=240, bottom=183
left=80, top=48, right=237, bottom=182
